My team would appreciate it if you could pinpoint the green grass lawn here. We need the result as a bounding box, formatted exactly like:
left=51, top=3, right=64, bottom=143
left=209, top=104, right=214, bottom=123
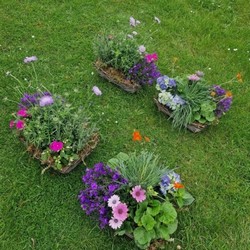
left=1, top=0, right=249, bottom=249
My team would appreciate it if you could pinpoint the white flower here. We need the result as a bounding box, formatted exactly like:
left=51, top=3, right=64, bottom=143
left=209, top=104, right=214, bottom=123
left=132, top=31, right=138, bottom=36
left=127, top=34, right=133, bottom=39
left=138, top=45, right=146, bottom=54
left=108, top=195, right=120, bottom=208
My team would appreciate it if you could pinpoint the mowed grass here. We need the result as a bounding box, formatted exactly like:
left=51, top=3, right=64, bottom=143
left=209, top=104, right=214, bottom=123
left=0, top=0, right=250, bottom=249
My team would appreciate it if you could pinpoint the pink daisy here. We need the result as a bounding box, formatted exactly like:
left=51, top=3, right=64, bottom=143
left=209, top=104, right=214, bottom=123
left=16, top=120, right=25, bottom=130
left=9, top=120, right=15, bottom=128
left=112, top=203, right=128, bottom=222
left=109, top=217, right=123, bottom=229
left=131, top=185, right=146, bottom=203
left=49, top=141, right=64, bottom=152
left=108, top=195, right=120, bottom=208
left=17, top=109, right=28, bottom=117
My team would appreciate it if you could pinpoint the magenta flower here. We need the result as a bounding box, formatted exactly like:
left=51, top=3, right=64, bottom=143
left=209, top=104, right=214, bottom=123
left=49, top=141, right=64, bottom=152
left=138, top=45, right=146, bottom=54
left=109, top=217, right=123, bottom=229
left=92, top=86, right=102, bottom=96
left=16, top=120, right=25, bottom=130
left=131, top=185, right=146, bottom=203
left=24, top=56, right=38, bottom=63
left=39, top=95, right=54, bottom=107
left=17, top=109, right=28, bottom=117
left=145, top=53, right=158, bottom=63
left=112, top=203, right=128, bottom=222
left=108, top=195, right=120, bottom=208
left=9, top=120, right=15, bottom=128
left=188, top=74, right=201, bottom=81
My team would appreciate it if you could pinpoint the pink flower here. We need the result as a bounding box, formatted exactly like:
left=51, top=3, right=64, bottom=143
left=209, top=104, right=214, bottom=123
left=108, top=195, right=121, bottom=208
left=145, top=53, right=158, bottom=63
left=49, top=141, right=64, bottom=152
left=92, top=86, right=102, bottom=96
left=109, top=217, right=123, bottom=229
left=188, top=74, right=200, bottom=81
left=112, top=203, right=128, bottom=222
left=17, top=109, right=28, bottom=117
left=16, top=120, right=25, bottom=130
left=9, top=120, right=15, bottom=128
left=39, top=95, right=54, bottom=107
left=24, top=56, right=38, bottom=63
left=131, top=185, right=146, bottom=203
left=138, top=45, right=146, bottom=54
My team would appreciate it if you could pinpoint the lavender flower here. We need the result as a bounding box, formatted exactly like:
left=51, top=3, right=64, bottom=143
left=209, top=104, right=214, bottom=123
left=39, top=95, right=54, bottom=107
left=24, top=56, right=38, bottom=63
left=92, top=86, right=102, bottom=96
left=156, top=75, right=176, bottom=90
left=215, top=97, right=232, bottom=117
left=173, top=95, right=185, bottom=105
left=138, top=45, right=146, bottom=54
left=213, top=85, right=226, bottom=96
left=188, top=74, right=200, bottom=81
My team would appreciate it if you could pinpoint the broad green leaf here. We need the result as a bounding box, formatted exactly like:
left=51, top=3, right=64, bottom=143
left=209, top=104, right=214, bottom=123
left=141, top=214, right=156, bottom=231
left=158, top=224, right=170, bottom=240
left=159, top=202, right=177, bottom=225
left=183, top=191, right=195, bottom=206
left=147, top=205, right=161, bottom=216
left=168, top=219, right=178, bottom=234
left=133, top=227, right=149, bottom=245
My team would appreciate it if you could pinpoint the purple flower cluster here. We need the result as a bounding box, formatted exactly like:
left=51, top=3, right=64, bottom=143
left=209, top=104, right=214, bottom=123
left=213, top=85, right=226, bottom=96
left=78, top=162, right=128, bottom=229
left=128, top=59, right=161, bottom=85
left=18, top=92, right=52, bottom=109
left=160, top=171, right=181, bottom=195
left=157, top=75, right=176, bottom=90
left=215, top=97, right=232, bottom=118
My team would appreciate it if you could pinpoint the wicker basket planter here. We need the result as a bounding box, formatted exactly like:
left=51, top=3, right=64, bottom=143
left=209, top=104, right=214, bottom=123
left=21, top=133, right=99, bottom=174
left=94, top=60, right=141, bottom=93
left=154, top=98, right=207, bottom=133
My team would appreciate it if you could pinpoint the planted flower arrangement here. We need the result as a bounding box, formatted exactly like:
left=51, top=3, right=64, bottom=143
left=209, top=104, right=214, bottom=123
left=79, top=152, right=194, bottom=249
left=8, top=57, right=99, bottom=173
left=154, top=72, right=233, bottom=132
left=94, top=17, right=161, bottom=93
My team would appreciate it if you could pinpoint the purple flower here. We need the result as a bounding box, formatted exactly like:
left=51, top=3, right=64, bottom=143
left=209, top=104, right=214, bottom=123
left=92, top=86, right=102, bottom=96
left=39, top=95, right=54, bottom=107
left=24, top=56, right=38, bottom=63
left=215, top=97, right=232, bottom=117
left=130, top=16, right=140, bottom=27
left=213, top=85, right=226, bottom=96
left=173, top=95, right=185, bottom=105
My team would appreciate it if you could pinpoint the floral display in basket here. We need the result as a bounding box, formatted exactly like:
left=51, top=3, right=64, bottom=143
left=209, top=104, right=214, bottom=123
left=79, top=152, right=194, bottom=249
left=94, top=16, right=161, bottom=93
left=8, top=56, right=99, bottom=173
left=155, top=71, right=233, bottom=132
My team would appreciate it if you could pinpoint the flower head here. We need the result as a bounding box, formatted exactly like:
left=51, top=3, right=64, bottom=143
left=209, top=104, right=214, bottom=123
left=92, top=86, right=102, bottom=96
left=195, top=71, right=204, bottom=77
left=188, top=74, right=200, bottom=81
left=112, top=203, right=128, bottom=222
left=16, top=120, right=25, bottom=130
left=9, top=120, right=15, bottom=128
left=24, top=56, right=38, bottom=63
left=131, top=185, right=146, bottom=202
left=39, top=95, right=54, bottom=107
left=108, top=195, right=121, bottom=208
left=49, top=141, right=64, bottom=152
left=236, top=72, right=243, bottom=83
left=109, top=217, right=123, bottom=229
left=133, top=131, right=142, bottom=141
left=138, top=45, right=146, bottom=54
left=145, top=53, right=158, bottom=63
left=17, top=109, right=28, bottom=117
left=173, top=182, right=184, bottom=189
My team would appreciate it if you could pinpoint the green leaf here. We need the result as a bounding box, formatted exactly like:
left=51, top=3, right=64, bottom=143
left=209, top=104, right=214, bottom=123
left=147, top=205, right=161, bottom=217
left=133, top=227, right=149, bottom=245
left=107, top=152, right=129, bottom=169
left=183, top=191, right=195, bottom=206
left=168, top=219, right=178, bottom=234
left=158, top=224, right=170, bottom=240
left=141, top=214, right=156, bottom=231
left=159, top=202, right=177, bottom=225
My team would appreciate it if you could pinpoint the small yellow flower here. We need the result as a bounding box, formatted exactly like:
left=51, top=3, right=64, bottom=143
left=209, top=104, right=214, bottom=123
left=237, top=72, right=243, bottom=83
left=225, top=91, right=232, bottom=98
left=210, top=91, right=216, bottom=97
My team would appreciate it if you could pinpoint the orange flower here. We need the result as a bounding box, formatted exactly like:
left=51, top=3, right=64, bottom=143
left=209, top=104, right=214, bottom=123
left=236, top=72, right=243, bottom=83
left=210, top=91, right=216, bottom=97
left=144, top=136, right=150, bottom=142
left=225, top=91, right=232, bottom=98
left=174, top=182, right=184, bottom=189
left=133, top=131, right=142, bottom=141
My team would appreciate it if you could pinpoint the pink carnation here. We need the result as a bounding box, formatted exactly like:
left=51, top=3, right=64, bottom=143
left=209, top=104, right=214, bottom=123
left=49, top=141, right=64, bottom=152
left=112, top=203, right=128, bottom=222
left=17, top=109, right=28, bottom=117
left=16, top=120, right=25, bottom=130
left=145, top=53, right=158, bottom=63
left=131, top=185, right=146, bottom=203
